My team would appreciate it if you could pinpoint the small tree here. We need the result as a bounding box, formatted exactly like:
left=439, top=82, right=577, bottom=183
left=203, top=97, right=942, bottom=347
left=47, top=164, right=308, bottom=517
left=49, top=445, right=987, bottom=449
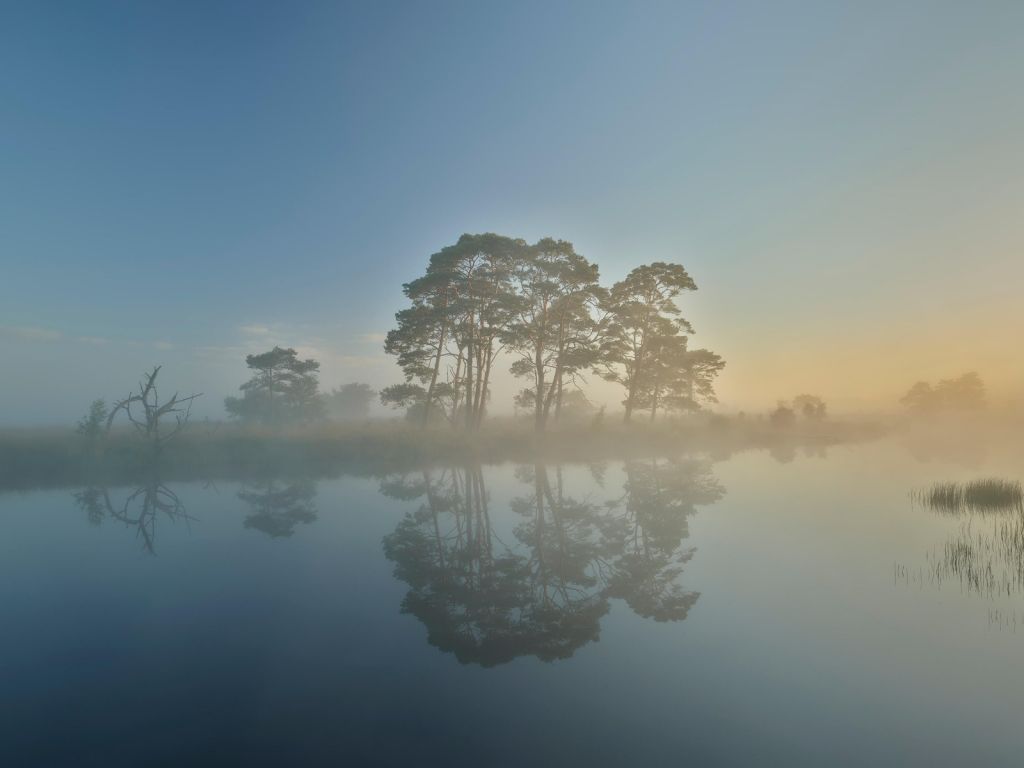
left=76, top=399, right=108, bottom=452
left=225, top=347, right=324, bottom=424
left=769, top=401, right=796, bottom=427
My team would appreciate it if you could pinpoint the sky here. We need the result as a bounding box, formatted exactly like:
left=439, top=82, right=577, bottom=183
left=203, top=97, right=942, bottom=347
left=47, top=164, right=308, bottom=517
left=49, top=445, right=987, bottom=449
left=2, top=0, right=1022, bottom=423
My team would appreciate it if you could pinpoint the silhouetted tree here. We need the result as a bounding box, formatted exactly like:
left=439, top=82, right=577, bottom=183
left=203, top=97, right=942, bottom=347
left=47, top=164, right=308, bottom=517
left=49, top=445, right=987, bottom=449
left=225, top=347, right=324, bottom=424
left=76, top=399, right=108, bottom=453
left=385, top=234, right=526, bottom=430
left=504, top=239, right=605, bottom=431
left=107, top=366, right=201, bottom=457
left=600, top=263, right=698, bottom=423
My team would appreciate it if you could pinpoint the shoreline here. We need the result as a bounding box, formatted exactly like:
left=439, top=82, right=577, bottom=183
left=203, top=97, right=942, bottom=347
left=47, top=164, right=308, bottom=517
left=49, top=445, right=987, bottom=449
left=0, top=417, right=886, bottom=492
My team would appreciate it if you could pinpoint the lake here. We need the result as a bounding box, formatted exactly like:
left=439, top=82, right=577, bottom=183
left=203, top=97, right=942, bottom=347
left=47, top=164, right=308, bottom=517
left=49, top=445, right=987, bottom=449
left=2, top=433, right=1023, bottom=766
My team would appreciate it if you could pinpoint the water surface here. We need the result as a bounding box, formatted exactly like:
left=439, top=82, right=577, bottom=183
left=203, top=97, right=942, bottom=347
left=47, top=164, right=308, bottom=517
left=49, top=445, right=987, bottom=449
left=3, top=437, right=1023, bottom=766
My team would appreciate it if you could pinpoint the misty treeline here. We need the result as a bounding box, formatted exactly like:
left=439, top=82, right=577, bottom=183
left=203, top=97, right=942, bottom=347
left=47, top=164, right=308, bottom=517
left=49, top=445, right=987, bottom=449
left=382, top=232, right=725, bottom=431
left=221, top=347, right=375, bottom=424
left=900, top=372, right=986, bottom=414
left=769, top=394, right=828, bottom=426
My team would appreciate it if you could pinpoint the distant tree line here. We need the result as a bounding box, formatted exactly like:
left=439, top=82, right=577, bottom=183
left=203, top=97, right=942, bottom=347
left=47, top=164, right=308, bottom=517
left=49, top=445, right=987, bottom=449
left=769, top=394, right=827, bottom=427
left=381, top=233, right=725, bottom=431
left=900, top=372, right=986, bottom=414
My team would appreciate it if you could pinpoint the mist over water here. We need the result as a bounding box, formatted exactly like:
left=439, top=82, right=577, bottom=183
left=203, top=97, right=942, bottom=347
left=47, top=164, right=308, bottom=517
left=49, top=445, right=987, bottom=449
left=5, top=2, right=1024, bottom=765
left=1, top=424, right=1023, bottom=766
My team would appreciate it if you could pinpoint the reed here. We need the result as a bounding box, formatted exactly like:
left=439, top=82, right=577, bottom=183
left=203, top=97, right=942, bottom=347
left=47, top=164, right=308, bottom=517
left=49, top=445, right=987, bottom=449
left=914, top=478, right=1023, bottom=515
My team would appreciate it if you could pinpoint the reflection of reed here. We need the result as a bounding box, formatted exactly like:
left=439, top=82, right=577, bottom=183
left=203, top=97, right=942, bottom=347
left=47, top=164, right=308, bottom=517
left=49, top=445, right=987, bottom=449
left=928, top=515, right=1024, bottom=598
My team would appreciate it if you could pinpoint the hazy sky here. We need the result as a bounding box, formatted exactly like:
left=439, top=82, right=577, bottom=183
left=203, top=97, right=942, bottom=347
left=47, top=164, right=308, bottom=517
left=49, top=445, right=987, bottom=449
left=3, top=1, right=1022, bottom=423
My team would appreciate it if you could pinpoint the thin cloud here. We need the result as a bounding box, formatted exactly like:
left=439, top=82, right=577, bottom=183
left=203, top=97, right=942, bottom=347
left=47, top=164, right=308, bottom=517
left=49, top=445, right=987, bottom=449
left=0, top=325, right=62, bottom=342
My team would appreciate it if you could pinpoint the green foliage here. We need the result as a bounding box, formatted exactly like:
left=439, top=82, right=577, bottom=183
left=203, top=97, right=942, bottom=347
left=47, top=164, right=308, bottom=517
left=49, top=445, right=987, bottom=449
left=504, top=238, right=605, bottom=430
left=225, top=346, right=324, bottom=424
left=385, top=233, right=526, bottom=429
left=385, top=239, right=726, bottom=427
left=600, top=262, right=702, bottom=422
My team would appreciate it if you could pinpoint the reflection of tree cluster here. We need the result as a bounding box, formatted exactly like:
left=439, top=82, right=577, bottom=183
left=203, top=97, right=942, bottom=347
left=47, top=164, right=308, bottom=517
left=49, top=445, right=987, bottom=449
left=382, top=459, right=724, bottom=666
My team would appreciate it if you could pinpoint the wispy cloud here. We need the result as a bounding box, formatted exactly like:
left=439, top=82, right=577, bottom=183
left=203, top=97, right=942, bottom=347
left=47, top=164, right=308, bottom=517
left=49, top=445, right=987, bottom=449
left=0, top=325, right=63, bottom=342
left=203, top=322, right=389, bottom=375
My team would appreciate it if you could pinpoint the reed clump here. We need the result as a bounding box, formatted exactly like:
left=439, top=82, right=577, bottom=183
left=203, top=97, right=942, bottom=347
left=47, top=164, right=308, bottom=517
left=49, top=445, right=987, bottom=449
left=915, top=478, right=1023, bottom=515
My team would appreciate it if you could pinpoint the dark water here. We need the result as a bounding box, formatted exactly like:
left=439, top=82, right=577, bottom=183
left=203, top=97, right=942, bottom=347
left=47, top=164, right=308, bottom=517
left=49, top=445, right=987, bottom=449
left=3, top=438, right=1024, bottom=766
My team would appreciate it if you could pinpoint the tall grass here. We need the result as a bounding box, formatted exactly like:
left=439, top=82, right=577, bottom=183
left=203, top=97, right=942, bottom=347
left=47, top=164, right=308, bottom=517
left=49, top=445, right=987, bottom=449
left=914, top=478, right=1023, bottom=515
left=0, top=416, right=885, bottom=492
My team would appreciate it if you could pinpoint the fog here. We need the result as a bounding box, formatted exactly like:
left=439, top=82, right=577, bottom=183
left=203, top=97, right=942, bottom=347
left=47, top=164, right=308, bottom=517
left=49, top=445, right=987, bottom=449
left=5, top=2, right=1024, bottom=765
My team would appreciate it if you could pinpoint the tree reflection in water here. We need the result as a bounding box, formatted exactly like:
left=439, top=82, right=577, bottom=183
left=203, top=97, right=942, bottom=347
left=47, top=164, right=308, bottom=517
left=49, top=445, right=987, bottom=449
left=74, top=474, right=194, bottom=555
left=382, top=458, right=724, bottom=666
left=239, top=479, right=318, bottom=538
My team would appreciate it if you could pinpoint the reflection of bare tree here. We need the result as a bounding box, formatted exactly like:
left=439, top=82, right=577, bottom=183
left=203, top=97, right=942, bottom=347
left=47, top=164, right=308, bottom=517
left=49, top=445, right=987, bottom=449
left=382, top=459, right=723, bottom=665
left=73, top=475, right=194, bottom=555
left=239, top=480, right=317, bottom=538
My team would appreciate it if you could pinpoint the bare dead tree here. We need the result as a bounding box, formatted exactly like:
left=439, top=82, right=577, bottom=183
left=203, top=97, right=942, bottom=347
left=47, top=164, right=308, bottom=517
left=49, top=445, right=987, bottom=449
left=106, top=366, right=202, bottom=457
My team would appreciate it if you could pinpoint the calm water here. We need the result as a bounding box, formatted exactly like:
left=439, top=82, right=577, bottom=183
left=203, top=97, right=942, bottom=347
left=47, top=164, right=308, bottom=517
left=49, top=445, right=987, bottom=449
left=3, top=436, right=1024, bottom=766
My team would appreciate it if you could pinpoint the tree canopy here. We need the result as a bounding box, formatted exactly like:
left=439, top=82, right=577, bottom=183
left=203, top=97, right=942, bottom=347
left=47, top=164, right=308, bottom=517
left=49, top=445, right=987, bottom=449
left=225, top=346, right=324, bottom=424
left=384, top=236, right=723, bottom=428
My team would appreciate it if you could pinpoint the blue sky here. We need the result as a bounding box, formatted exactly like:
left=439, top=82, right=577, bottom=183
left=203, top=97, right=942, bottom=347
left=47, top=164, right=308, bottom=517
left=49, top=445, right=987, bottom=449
left=3, top=1, right=1023, bottom=422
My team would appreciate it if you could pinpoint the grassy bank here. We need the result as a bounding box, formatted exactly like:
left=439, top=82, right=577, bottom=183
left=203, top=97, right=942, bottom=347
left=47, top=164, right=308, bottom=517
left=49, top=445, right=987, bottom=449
left=0, top=416, right=885, bottom=491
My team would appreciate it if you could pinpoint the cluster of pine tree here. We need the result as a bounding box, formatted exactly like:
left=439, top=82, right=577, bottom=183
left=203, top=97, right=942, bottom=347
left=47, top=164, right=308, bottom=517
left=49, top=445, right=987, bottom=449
left=383, top=233, right=725, bottom=430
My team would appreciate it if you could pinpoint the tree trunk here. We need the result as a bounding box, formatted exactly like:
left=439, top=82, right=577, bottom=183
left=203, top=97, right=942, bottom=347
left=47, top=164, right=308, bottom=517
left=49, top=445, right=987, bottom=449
left=422, top=319, right=448, bottom=428
left=464, top=317, right=474, bottom=431
left=534, top=344, right=546, bottom=432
